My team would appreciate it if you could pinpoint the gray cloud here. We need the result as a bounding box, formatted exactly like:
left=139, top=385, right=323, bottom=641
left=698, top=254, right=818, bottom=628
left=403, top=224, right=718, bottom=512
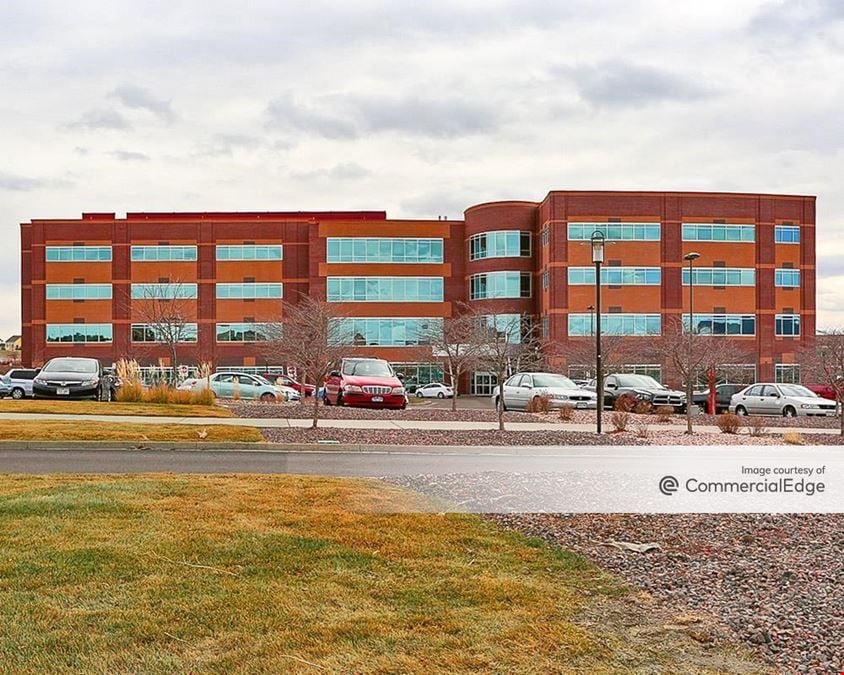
left=109, top=84, right=176, bottom=122
left=195, top=133, right=263, bottom=157
left=109, top=149, right=150, bottom=162
left=0, top=171, right=70, bottom=191
left=400, top=190, right=475, bottom=219
left=267, top=92, right=500, bottom=139
left=556, top=60, right=715, bottom=108
left=65, top=108, right=131, bottom=131
left=749, top=0, right=844, bottom=37
left=291, top=162, right=370, bottom=181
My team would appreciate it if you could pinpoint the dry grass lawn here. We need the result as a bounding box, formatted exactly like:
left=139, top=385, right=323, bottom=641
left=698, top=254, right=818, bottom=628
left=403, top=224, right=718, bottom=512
left=0, top=421, right=262, bottom=443
left=0, top=399, right=232, bottom=418
left=0, top=476, right=763, bottom=673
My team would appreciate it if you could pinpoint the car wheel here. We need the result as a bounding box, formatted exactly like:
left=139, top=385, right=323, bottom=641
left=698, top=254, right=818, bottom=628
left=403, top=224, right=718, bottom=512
left=336, top=394, right=344, bottom=407
left=735, top=405, right=748, bottom=416
left=260, top=392, right=276, bottom=403
left=437, top=392, right=445, bottom=399
left=416, top=391, right=423, bottom=398
left=495, top=397, right=507, bottom=412
left=783, top=405, right=797, bottom=418
left=11, top=388, right=24, bottom=400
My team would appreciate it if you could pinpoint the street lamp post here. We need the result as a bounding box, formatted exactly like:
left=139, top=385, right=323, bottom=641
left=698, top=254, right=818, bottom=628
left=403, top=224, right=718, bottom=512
left=591, top=232, right=606, bottom=434
left=588, top=304, right=595, bottom=338
left=684, top=251, right=701, bottom=434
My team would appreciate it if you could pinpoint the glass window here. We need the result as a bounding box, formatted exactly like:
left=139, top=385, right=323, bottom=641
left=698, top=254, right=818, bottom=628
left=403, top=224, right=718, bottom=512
left=470, top=372, right=498, bottom=396
left=682, top=224, right=755, bottom=242
left=131, top=246, right=198, bottom=261
left=131, top=283, right=198, bottom=299
left=567, top=267, right=661, bottom=285
left=774, top=226, right=800, bottom=244
left=567, top=223, right=661, bottom=241
left=775, top=314, right=801, bottom=336
left=45, top=324, right=113, bottom=343
left=331, top=318, right=442, bottom=346
left=775, top=365, right=801, bottom=384
left=45, top=246, right=112, bottom=262
left=131, top=323, right=198, bottom=343
left=682, top=268, right=756, bottom=286
left=775, top=269, right=800, bottom=287
left=469, top=272, right=531, bottom=300
left=326, top=238, right=444, bottom=263
left=567, top=314, right=661, bottom=336
left=541, top=228, right=550, bottom=246
left=216, top=245, right=283, bottom=261
left=468, top=231, right=532, bottom=260
left=45, top=284, right=112, bottom=300
left=216, top=283, right=283, bottom=299
left=683, top=314, right=756, bottom=336
left=216, top=323, right=274, bottom=342
left=326, top=277, right=443, bottom=302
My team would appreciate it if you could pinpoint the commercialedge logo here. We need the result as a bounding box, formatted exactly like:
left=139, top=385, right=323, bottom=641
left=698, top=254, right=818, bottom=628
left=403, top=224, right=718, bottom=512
left=659, top=475, right=826, bottom=497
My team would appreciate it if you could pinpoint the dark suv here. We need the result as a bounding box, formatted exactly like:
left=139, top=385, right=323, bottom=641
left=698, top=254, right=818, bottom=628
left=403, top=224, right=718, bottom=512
left=323, top=358, right=407, bottom=409
left=33, top=357, right=113, bottom=401
left=587, top=374, right=687, bottom=411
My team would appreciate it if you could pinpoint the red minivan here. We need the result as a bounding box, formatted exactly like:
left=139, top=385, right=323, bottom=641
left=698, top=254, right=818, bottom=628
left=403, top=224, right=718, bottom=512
left=323, top=358, right=407, bottom=409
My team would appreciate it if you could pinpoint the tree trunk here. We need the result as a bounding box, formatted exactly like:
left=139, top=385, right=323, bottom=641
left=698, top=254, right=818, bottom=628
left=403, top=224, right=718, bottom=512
left=685, top=376, right=693, bottom=434
left=311, top=373, right=320, bottom=429
left=840, top=394, right=843, bottom=437
left=450, top=365, right=458, bottom=411
left=170, top=345, right=179, bottom=386
left=498, top=377, right=506, bottom=431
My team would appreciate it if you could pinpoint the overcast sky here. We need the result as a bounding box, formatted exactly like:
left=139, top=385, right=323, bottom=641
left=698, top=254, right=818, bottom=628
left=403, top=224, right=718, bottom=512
left=2, top=0, right=843, bottom=339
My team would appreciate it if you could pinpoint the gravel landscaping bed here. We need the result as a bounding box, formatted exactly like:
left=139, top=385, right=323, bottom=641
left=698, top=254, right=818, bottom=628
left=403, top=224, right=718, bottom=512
left=260, top=427, right=647, bottom=446
left=227, top=401, right=546, bottom=423
left=489, top=513, right=843, bottom=674
left=382, top=468, right=843, bottom=673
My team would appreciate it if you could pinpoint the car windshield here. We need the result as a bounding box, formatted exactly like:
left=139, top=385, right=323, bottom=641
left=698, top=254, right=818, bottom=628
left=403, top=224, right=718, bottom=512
left=532, top=374, right=577, bottom=388
left=779, top=384, right=817, bottom=398
left=42, top=358, right=98, bottom=374
left=342, top=360, right=393, bottom=377
left=254, top=375, right=273, bottom=385
left=616, top=375, right=663, bottom=389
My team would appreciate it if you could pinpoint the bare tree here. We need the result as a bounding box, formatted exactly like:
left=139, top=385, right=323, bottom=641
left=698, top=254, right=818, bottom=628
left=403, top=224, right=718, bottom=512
left=473, top=311, right=540, bottom=431
left=561, top=335, right=651, bottom=380
left=131, top=280, right=196, bottom=380
left=652, top=318, right=753, bottom=434
left=799, top=329, right=844, bottom=436
left=263, top=296, right=348, bottom=429
left=421, top=304, right=483, bottom=411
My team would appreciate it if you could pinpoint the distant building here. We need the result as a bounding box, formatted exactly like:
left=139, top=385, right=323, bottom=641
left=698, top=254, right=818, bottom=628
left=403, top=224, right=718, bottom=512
left=4, top=335, right=21, bottom=352
left=20, top=190, right=816, bottom=391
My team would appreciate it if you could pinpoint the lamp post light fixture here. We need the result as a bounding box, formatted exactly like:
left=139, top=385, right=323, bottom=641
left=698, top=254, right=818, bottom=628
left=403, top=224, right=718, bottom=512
left=683, top=251, right=701, bottom=434
left=591, top=231, right=606, bottom=434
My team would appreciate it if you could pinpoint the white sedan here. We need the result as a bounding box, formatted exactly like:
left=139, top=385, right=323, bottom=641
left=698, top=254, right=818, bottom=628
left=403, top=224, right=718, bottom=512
left=415, top=382, right=454, bottom=399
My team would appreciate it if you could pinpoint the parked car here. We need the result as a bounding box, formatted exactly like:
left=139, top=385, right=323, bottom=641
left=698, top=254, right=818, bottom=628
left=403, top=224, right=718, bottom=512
left=181, top=372, right=294, bottom=402
left=729, top=383, right=837, bottom=417
left=32, top=357, right=112, bottom=401
left=804, top=383, right=838, bottom=402
left=1, top=368, right=39, bottom=399
left=414, top=382, right=454, bottom=399
left=262, top=373, right=316, bottom=397
left=586, top=374, right=686, bottom=411
left=493, top=372, right=598, bottom=412
left=692, top=383, right=747, bottom=414
left=323, top=358, right=407, bottom=409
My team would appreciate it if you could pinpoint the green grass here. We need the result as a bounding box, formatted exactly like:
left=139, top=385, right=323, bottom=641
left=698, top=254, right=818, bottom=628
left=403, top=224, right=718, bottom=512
left=0, top=421, right=262, bottom=442
left=0, top=399, right=232, bottom=418
left=0, top=476, right=763, bottom=673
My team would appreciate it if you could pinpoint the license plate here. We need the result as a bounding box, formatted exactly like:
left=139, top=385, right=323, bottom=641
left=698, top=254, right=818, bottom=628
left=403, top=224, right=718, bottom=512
left=371, top=396, right=383, bottom=402
left=576, top=402, right=587, bottom=408
left=56, top=387, right=70, bottom=395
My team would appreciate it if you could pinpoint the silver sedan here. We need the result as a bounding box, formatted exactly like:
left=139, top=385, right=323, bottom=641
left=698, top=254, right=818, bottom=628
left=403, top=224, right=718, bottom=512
left=729, top=383, right=837, bottom=417
left=492, top=372, right=598, bottom=411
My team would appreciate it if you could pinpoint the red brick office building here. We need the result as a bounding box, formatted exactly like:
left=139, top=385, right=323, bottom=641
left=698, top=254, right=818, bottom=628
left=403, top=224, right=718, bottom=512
left=20, top=190, right=816, bottom=392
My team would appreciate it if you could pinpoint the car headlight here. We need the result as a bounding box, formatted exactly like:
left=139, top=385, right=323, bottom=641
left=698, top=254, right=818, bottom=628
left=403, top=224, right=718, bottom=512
left=391, top=386, right=405, bottom=395
left=551, top=393, right=568, bottom=400
left=344, top=385, right=362, bottom=393
left=34, top=377, right=46, bottom=385
left=82, top=378, right=99, bottom=386
left=800, top=404, right=818, bottom=409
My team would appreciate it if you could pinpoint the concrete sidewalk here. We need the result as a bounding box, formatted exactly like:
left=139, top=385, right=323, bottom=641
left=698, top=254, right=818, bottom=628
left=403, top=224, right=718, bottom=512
left=0, top=411, right=839, bottom=436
